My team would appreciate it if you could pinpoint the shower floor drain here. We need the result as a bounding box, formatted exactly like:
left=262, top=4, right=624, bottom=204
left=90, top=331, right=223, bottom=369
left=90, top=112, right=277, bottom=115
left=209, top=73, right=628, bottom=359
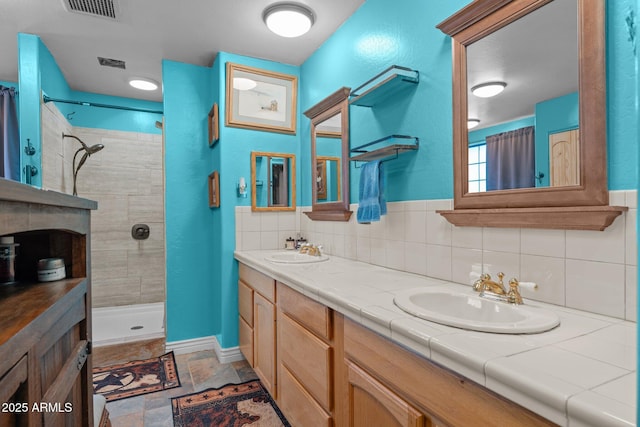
left=131, top=325, right=144, bottom=330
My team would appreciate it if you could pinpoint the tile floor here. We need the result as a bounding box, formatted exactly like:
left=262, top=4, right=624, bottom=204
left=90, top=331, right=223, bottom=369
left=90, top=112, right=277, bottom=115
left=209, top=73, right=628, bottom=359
left=105, top=350, right=259, bottom=426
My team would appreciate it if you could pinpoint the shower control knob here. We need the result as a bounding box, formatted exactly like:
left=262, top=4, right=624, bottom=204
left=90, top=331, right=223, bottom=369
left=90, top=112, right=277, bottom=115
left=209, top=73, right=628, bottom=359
left=131, top=224, right=150, bottom=240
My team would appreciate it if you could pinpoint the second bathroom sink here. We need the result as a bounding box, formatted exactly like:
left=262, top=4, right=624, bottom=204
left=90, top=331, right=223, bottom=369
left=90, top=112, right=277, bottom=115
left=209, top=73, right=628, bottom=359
left=393, top=287, right=560, bottom=334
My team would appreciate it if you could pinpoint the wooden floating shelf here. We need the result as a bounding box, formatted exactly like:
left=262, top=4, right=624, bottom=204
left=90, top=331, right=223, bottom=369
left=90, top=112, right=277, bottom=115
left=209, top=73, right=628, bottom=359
left=437, top=205, right=628, bottom=231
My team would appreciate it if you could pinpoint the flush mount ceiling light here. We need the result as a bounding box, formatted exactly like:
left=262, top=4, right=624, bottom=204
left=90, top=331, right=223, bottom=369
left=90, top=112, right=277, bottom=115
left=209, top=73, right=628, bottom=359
left=233, top=77, right=257, bottom=91
left=467, top=119, right=480, bottom=129
left=471, top=81, right=506, bottom=98
left=129, top=77, right=159, bottom=91
left=263, top=3, right=315, bottom=38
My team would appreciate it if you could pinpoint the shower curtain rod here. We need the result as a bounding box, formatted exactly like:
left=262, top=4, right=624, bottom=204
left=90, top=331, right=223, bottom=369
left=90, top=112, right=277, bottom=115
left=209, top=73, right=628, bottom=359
left=43, top=95, right=163, bottom=115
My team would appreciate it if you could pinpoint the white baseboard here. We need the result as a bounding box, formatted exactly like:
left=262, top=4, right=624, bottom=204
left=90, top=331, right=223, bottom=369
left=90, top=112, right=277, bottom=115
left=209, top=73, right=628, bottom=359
left=212, top=339, right=245, bottom=364
left=165, top=335, right=245, bottom=364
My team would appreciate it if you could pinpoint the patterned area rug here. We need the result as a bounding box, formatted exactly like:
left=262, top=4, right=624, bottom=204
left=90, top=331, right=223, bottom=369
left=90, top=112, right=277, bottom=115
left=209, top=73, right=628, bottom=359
left=92, top=351, right=180, bottom=402
left=172, top=380, right=291, bottom=427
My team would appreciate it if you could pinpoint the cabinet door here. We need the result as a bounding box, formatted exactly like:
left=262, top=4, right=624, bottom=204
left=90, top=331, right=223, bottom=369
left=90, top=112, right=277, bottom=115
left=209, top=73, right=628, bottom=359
left=239, top=316, right=253, bottom=366
left=253, top=292, right=276, bottom=397
left=347, top=361, right=426, bottom=427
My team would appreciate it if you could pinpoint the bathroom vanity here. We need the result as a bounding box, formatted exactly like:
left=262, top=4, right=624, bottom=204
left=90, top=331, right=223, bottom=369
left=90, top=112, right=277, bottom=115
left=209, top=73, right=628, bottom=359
left=235, top=250, right=636, bottom=427
left=0, top=178, right=98, bottom=426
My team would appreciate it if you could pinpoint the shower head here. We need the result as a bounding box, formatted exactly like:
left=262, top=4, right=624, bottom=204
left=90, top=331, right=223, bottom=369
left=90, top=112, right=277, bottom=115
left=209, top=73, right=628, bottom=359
left=64, top=134, right=105, bottom=196
left=87, top=144, right=104, bottom=154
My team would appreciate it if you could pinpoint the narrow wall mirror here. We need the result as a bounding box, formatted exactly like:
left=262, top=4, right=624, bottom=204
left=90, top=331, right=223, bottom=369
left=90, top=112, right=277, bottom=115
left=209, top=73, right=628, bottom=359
left=436, top=0, right=626, bottom=230
left=304, top=87, right=352, bottom=221
left=251, top=151, right=296, bottom=212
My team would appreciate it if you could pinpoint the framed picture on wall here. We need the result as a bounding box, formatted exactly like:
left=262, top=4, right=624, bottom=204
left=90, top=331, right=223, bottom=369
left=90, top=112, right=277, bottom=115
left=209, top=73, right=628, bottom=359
left=208, top=103, right=219, bottom=146
left=226, top=62, right=297, bottom=134
left=208, top=171, right=220, bottom=208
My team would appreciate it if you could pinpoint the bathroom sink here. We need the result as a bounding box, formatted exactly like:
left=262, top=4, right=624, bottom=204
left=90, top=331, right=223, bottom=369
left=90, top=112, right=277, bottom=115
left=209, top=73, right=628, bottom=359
left=265, top=252, right=329, bottom=264
left=393, top=288, right=560, bottom=334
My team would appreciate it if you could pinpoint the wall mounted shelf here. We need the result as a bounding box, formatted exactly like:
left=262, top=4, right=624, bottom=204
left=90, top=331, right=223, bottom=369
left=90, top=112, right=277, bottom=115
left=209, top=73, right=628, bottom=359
left=350, top=65, right=419, bottom=107
left=350, top=134, right=419, bottom=163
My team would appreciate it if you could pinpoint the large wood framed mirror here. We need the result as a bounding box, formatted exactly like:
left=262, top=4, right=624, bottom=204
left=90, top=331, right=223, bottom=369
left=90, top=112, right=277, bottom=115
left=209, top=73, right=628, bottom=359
left=251, top=151, right=296, bottom=212
left=436, top=0, right=626, bottom=230
left=303, top=87, right=353, bottom=221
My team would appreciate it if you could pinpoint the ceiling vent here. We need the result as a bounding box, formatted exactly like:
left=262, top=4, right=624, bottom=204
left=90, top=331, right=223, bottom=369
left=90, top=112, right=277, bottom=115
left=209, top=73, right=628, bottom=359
left=62, top=0, right=119, bottom=20
left=97, top=57, right=126, bottom=69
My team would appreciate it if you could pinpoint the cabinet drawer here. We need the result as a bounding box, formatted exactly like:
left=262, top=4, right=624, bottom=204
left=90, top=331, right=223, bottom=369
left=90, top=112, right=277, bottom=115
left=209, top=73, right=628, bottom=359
left=239, top=263, right=275, bottom=302
left=238, top=280, right=254, bottom=326
left=277, top=282, right=332, bottom=340
left=239, top=316, right=253, bottom=366
left=279, top=311, right=332, bottom=412
left=279, top=365, right=332, bottom=427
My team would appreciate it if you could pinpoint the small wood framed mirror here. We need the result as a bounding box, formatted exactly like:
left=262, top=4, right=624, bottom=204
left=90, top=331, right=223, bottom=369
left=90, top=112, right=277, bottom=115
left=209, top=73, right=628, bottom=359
left=251, top=152, right=296, bottom=212
left=304, top=87, right=352, bottom=221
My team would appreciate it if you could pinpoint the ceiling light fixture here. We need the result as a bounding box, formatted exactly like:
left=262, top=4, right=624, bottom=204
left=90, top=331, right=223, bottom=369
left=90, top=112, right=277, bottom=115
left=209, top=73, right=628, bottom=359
left=129, top=77, right=159, bottom=91
left=471, top=81, right=506, bottom=98
left=467, top=119, right=480, bottom=129
left=263, top=3, right=315, bottom=38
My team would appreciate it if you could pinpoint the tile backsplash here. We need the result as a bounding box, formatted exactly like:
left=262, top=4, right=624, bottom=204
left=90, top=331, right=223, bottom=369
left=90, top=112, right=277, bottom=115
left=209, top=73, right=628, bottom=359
left=235, top=190, right=637, bottom=321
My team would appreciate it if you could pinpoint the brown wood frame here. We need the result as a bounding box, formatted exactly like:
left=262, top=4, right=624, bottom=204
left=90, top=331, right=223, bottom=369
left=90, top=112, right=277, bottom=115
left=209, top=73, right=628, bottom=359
left=304, top=87, right=353, bottom=221
left=436, top=0, right=626, bottom=230
left=250, top=151, right=296, bottom=212
left=208, top=102, right=219, bottom=146
left=225, top=62, right=297, bottom=134
left=208, top=170, right=220, bottom=208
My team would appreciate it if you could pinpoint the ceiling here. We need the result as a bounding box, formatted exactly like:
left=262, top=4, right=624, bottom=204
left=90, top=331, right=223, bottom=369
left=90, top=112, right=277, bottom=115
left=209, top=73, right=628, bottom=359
left=0, top=0, right=365, bottom=102
left=467, top=0, right=578, bottom=130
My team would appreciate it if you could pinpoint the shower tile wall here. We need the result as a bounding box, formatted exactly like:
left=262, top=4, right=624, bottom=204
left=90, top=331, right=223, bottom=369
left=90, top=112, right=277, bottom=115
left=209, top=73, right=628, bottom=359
left=41, top=101, right=74, bottom=193
left=235, top=191, right=637, bottom=322
left=40, top=104, right=165, bottom=308
left=75, top=127, right=165, bottom=308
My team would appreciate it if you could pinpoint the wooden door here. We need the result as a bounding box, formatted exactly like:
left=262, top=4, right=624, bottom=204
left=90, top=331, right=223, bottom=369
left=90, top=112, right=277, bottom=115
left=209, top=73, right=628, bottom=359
left=347, top=361, right=426, bottom=427
left=549, top=129, right=579, bottom=186
left=253, top=292, right=276, bottom=397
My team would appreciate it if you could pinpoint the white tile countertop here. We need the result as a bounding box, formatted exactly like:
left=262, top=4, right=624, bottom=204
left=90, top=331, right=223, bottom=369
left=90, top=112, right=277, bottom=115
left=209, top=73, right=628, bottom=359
left=234, top=249, right=637, bottom=427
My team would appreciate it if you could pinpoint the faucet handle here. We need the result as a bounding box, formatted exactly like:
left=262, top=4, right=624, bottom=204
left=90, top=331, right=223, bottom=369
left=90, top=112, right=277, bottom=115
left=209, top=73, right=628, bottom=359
left=507, top=277, right=538, bottom=304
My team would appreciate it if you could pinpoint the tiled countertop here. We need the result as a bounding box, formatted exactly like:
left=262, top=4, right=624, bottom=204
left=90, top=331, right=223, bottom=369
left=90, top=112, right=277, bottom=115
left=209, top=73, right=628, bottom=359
left=234, top=249, right=637, bottom=427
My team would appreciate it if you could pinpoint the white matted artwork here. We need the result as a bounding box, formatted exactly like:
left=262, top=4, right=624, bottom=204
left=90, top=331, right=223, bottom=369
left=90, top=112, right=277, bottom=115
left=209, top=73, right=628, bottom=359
left=226, top=62, right=297, bottom=134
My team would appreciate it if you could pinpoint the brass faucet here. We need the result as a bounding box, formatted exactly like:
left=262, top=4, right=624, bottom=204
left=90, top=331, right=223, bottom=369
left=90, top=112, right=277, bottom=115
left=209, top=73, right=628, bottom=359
left=299, top=243, right=323, bottom=256
left=473, top=272, right=524, bottom=305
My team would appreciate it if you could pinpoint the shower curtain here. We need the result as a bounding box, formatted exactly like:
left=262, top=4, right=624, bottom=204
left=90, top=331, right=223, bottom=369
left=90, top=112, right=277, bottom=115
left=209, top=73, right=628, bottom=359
left=0, top=86, right=20, bottom=181
left=486, top=126, right=535, bottom=191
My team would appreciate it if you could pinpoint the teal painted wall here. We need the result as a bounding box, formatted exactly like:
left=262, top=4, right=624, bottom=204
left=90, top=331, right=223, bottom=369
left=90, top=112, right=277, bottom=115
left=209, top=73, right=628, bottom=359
left=18, top=34, right=43, bottom=186
left=215, top=52, right=300, bottom=348
left=534, top=92, right=579, bottom=187
left=163, top=59, right=219, bottom=343
left=300, top=0, right=471, bottom=205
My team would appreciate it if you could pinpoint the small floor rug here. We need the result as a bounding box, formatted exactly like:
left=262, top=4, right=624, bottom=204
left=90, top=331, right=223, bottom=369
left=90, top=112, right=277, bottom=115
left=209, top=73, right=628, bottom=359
left=171, top=380, right=291, bottom=427
left=92, top=351, right=181, bottom=402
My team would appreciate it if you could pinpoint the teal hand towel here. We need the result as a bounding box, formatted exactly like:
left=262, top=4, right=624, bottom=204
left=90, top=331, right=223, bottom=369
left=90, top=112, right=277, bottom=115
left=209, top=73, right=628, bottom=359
left=357, top=160, right=387, bottom=224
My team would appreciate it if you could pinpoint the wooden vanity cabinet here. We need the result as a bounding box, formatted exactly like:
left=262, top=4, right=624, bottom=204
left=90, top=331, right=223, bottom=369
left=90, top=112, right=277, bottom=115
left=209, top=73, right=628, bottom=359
left=236, top=261, right=556, bottom=426
left=342, top=318, right=556, bottom=427
left=238, top=263, right=277, bottom=397
left=276, top=282, right=336, bottom=427
left=0, top=180, right=96, bottom=427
